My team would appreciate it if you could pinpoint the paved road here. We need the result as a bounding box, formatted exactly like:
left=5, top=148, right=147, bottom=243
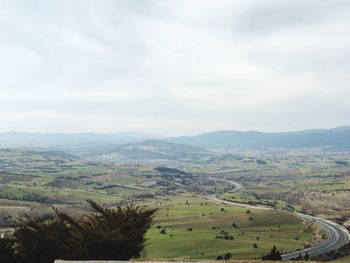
left=207, top=178, right=349, bottom=260
left=282, top=213, right=349, bottom=260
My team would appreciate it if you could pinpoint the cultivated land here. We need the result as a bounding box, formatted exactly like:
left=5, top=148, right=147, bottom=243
left=1, top=147, right=350, bottom=260
left=144, top=194, right=310, bottom=259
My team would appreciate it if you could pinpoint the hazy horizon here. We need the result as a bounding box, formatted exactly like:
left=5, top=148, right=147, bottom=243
left=0, top=125, right=349, bottom=137
left=1, top=1, right=350, bottom=135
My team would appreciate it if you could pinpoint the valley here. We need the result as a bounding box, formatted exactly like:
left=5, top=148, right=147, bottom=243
left=1, top=133, right=350, bottom=261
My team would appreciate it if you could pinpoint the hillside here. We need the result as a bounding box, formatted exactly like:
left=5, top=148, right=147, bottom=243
left=1, top=127, right=350, bottom=153
left=81, top=140, right=215, bottom=164
left=0, top=132, right=162, bottom=148
left=166, top=126, right=350, bottom=150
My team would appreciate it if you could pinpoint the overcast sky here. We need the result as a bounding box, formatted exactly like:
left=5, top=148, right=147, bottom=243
left=0, top=0, right=349, bottom=135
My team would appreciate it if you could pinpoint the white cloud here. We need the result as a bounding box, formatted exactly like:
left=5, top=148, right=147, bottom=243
left=0, top=0, right=349, bottom=135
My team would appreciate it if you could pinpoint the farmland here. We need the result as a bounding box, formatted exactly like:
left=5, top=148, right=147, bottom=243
left=1, top=147, right=350, bottom=260
left=144, top=194, right=311, bottom=259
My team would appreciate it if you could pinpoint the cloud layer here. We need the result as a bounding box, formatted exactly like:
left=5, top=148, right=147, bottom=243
left=0, top=0, right=349, bottom=135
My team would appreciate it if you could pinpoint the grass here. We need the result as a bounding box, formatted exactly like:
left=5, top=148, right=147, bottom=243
left=2, top=148, right=348, bottom=260
left=218, top=193, right=293, bottom=210
left=144, top=194, right=311, bottom=260
left=0, top=184, right=122, bottom=204
left=0, top=149, right=163, bottom=204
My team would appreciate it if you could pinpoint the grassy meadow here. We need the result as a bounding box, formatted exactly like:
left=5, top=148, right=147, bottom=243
left=144, top=194, right=311, bottom=260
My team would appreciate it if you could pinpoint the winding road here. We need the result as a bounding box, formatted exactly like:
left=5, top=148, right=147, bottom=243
left=207, top=178, right=349, bottom=260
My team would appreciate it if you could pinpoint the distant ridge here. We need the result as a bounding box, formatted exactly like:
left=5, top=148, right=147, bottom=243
left=1, top=127, right=350, bottom=151
left=80, top=140, right=215, bottom=164
left=166, top=126, right=350, bottom=149
left=0, top=131, right=162, bottom=148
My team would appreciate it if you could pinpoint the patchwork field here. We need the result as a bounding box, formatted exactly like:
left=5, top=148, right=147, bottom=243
left=1, top=148, right=350, bottom=260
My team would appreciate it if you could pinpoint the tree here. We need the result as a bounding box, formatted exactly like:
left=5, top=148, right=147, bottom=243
left=13, top=200, right=157, bottom=263
left=262, top=245, right=282, bottom=261
left=223, top=252, right=232, bottom=260
left=0, top=237, right=17, bottom=263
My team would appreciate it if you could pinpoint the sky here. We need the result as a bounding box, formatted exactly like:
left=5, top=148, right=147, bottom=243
left=0, top=0, right=349, bottom=135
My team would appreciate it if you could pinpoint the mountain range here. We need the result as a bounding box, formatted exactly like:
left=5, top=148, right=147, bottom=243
left=166, top=126, right=350, bottom=150
left=0, top=127, right=349, bottom=161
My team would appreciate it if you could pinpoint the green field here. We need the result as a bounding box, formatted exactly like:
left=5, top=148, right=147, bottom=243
left=218, top=192, right=294, bottom=211
left=2, top=148, right=350, bottom=260
left=144, top=194, right=311, bottom=260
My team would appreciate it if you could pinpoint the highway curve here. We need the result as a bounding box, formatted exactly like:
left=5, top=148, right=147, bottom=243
left=207, top=178, right=350, bottom=260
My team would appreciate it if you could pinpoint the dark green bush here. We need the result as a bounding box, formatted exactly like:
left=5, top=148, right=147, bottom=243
left=0, top=237, right=18, bottom=263
left=262, top=245, right=282, bottom=260
left=223, top=252, right=232, bottom=260
left=13, top=200, right=157, bottom=263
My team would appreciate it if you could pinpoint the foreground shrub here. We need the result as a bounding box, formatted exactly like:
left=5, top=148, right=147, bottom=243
left=0, top=237, right=18, bottom=263
left=13, top=200, right=157, bottom=263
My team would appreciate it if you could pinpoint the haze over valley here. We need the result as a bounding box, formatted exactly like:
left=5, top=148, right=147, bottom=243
left=1, top=1, right=350, bottom=262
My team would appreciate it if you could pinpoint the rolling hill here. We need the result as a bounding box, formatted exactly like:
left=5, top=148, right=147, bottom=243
left=166, top=126, right=350, bottom=150
left=79, top=140, right=216, bottom=164
left=0, top=131, right=162, bottom=148
left=1, top=127, right=350, bottom=156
